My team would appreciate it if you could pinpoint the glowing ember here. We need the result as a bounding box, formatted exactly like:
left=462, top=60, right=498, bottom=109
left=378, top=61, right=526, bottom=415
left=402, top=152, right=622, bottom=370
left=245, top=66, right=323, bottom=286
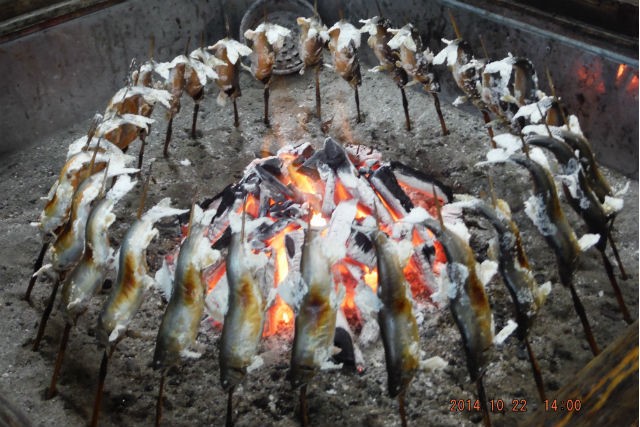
left=166, top=139, right=451, bottom=338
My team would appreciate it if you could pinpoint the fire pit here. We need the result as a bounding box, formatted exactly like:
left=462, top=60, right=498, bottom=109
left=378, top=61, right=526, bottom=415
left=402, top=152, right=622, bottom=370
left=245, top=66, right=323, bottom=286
left=0, top=2, right=637, bottom=427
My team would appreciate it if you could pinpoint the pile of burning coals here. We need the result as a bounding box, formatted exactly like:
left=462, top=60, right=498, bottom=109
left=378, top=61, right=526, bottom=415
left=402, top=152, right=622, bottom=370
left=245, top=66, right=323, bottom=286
left=21, top=6, right=636, bottom=427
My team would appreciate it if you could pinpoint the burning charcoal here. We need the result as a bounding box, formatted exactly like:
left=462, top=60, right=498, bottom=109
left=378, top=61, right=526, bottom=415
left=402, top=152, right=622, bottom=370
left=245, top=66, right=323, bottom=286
left=297, top=13, right=328, bottom=121
left=244, top=23, right=291, bottom=126
left=207, top=37, right=252, bottom=128
left=326, top=20, right=363, bottom=123
left=370, top=165, right=414, bottom=214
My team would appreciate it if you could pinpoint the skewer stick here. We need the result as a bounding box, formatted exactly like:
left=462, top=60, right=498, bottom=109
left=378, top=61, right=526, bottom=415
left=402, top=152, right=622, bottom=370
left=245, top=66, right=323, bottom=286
left=448, top=11, right=462, bottom=39
left=600, top=250, right=632, bottom=324
left=225, top=387, right=235, bottom=427
left=607, top=219, right=627, bottom=279
left=315, top=65, right=322, bottom=121
left=24, top=241, right=49, bottom=304
left=137, top=166, right=153, bottom=220
left=163, top=116, right=173, bottom=157
left=232, top=97, right=240, bottom=128
left=524, top=338, right=547, bottom=402
left=398, top=392, right=408, bottom=427
left=137, top=132, right=147, bottom=171
left=46, top=323, right=71, bottom=399
left=264, top=83, right=270, bottom=127
left=568, top=282, right=600, bottom=356
left=431, top=93, right=449, bottom=136
left=155, top=370, right=166, bottom=427
left=32, top=272, right=64, bottom=351
left=299, top=385, right=310, bottom=427
left=476, top=377, right=492, bottom=427
left=354, top=85, right=362, bottom=123
left=478, top=34, right=489, bottom=59
left=481, top=110, right=496, bottom=148
left=90, top=349, right=111, bottom=427
left=191, top=102, right=200, bottom=138
left=545, top=67, right=568, bottom=127
left=400, top=87, right=411, bottom=131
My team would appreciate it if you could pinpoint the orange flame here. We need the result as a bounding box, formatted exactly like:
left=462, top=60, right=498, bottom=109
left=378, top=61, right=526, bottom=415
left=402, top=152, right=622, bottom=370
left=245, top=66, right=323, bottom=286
left=263, top=223, right=298, bottom=336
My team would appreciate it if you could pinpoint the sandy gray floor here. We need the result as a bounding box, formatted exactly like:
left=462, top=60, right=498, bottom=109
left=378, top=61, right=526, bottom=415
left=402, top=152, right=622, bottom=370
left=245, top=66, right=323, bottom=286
left=0, top=61, right=637, bottom=427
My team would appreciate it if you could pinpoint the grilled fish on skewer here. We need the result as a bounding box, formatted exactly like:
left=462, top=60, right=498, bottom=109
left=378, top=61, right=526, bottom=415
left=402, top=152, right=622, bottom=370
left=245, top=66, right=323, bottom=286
left=327, top=20, right=363, bottom=123
left=290, top=214, right=340, bottom=427
left=32, top=166, right=112, bottom=352
left=91, top=198, right=187, bottom=427
left=525, top=135, right=632, bottom=323
left=360, top=17, right=412, bottom=131
left=220, top=210, right=269, bottom=427
left=454, top=196, right=549, bottom=401
left=153, top=204, right=220, bottom=426
left=422, top=217, right=494, bottom=427
left=491, top=153, right=601, bottom=356
left=244, top=23, right=291, bottom=127
left=373, top=228, right=419, bottom=427
left=47, top=175, right=136, bottom=399
left=297, top=15, right=328, bottom=121
left=208, top=37, right=252, bottom=128
left=387, top=23, right=448, bottom=134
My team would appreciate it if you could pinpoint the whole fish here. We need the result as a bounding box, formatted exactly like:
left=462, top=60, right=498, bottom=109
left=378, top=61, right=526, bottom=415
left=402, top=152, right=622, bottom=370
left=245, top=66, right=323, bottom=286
left=219, top=212, right=268, bottom=427
left=506, top=154, right=600, bottom=355
left=97, top=198, right=187, bottom=348
left=559, top=129, right=612, bottom=203
left=422, top=217, right=493, bottom=427
left=455, top=197, right=549, bottom=401
left=422, top=218, right=493, bottom=382
left=373, top=230, right=419, bottom=399
left=290, top=223, right=338, bottom=388
left=327, top=20, right=363, bottom=122
left=456, top=198, right=546, bottom=339
left=153, top=209, right=220, bottom=370
left=526, top=135, right=632, bottom=323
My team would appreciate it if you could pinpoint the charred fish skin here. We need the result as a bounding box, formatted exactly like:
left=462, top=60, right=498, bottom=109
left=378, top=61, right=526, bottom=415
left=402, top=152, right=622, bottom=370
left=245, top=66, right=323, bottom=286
left=374, top=231, right=419, bottom=397
left=220, top=230, right=266, bottom=391
left=460, top=200, right=542, bottom=340
left=290, top=226, right=337, bottom=389
left=60, top=196, right=115, bottom=323
left=422, top=218, right=493, bottom=381
left=510, top=154, right=581, bottom=285
left=526, top=135, right=609, bottom=249
left=97, top=219, right=154, bottom=348
left=153, top=224, right=218, bottom=371
left=559, top=130, right=612, bottom=202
